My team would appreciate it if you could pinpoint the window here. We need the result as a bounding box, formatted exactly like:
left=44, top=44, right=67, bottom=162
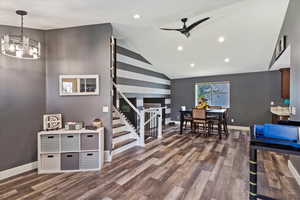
left=195, top=81, right=230, bottom=108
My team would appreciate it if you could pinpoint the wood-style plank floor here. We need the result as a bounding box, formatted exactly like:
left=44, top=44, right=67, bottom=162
left=1, top=127, right=300, bottom=200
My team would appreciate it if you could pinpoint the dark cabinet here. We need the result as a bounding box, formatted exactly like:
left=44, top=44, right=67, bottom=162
left=279, top=68, right=290, bottom=99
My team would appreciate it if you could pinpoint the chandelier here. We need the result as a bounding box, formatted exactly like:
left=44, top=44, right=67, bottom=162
left=1, top=10, right=41, bottom=60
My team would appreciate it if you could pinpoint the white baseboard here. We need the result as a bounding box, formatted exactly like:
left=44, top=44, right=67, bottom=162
left=288, top=160, right=300, bottom=186
left=104, top=151, right=112, bottom=162
left=0, top=161, right=37, bottom=181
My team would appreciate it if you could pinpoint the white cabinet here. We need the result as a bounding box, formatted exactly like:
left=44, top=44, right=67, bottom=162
left=37, top=128, right=104, bottom=174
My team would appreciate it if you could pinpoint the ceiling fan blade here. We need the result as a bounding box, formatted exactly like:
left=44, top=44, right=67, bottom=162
left=186, top=17, right=210, bottom=32
left=160, top=28, right=183, bottom=32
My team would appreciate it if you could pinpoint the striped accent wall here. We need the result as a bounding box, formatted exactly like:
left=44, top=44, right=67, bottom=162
left=116, top=46, right=171, bottom=123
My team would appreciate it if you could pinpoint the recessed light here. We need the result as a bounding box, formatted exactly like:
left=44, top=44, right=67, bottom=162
left=190, top=63, right=195, bottom=68
left=133, top=14, right=141, bottom=19
left=224, top=58, right=230, bottom=63
left=177, top=46, right=183, bottom=51
left=218, top=36, right=225, bottom=43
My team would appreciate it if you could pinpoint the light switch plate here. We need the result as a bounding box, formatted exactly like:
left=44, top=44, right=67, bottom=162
left=102, top=106, right=109, bottom=113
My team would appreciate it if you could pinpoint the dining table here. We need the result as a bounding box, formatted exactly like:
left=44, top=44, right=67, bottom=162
left=179, top=108, right=228, bottom=138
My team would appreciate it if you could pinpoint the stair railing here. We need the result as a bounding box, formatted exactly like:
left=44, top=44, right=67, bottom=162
left=112, top=82, right=145, bottom=146
left=112, top=82, right=165, bottom=146
left=143, top=107, right=164, bottom=140
left=112, top=82, right=141, bottom=117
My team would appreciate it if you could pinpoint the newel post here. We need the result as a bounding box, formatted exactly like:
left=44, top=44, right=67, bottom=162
left=139, top=110, right=145, bottom=147
left=157, top=108, right=163, bottom=139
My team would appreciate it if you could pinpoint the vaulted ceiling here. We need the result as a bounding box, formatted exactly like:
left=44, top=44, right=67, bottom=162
left=0, top=0, right=289, bottom=78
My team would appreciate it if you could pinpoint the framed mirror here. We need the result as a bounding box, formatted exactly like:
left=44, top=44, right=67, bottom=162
left=59, top=75, right=99, bottom=96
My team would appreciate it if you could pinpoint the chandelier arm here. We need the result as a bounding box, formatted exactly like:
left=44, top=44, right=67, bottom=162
left=21, top=15, right=24, bottom=41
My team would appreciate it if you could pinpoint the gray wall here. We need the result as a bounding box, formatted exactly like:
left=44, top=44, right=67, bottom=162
left=116, top=46, right=171, bottom=121
left=46, top=24, right=113, bottom=150
left=171, top=71, right=282, bottom=126
left=274, top=0, right=300, bottom=174
left=0, top=25, right=46, bottom=171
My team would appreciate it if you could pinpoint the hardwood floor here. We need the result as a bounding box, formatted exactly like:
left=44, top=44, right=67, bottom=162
left=0, top=128, right=300, bottom=200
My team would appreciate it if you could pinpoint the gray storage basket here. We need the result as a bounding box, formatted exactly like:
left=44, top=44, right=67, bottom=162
left=40, top=153, right=61, bottom=171
left=61, top=152, right=79, bottom=170
left=61, top=134, right=80, bottom=152
left=80, top=133, right=99, bottom=150
left=41, top=134, right=60, bottom=153
left=79, top=151, right=99, bottom=169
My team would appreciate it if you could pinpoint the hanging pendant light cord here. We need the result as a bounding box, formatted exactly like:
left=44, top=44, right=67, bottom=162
left=20, top=14, right=24, bottom=42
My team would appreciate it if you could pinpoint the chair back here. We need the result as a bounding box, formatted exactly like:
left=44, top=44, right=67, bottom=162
left=192, top=109, right=206, bottom=120
left=183, top=112, right=192, bottom=119
left=224, top=108, right=229, bottom=120
left=208, top=105, right=223, bottom=109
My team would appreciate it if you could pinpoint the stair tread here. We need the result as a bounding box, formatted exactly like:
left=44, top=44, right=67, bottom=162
left=113, top=117, right=120, bottom=120
left=112, top=123, right=126, bottom=129
left=113, top=138, right=137, bottom=150
left=113, top=131, right=131, bottom=138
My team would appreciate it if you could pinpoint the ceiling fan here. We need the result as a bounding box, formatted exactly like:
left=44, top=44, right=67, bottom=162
left=160, top=17, right=210, bottom=38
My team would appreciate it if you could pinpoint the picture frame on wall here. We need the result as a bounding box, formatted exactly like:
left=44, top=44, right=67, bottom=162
left=59, top=75, right=100, bottom=96
left=43, top=113, right=63, bottom=131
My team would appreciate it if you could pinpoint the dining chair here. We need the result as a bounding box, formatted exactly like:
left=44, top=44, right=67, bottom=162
left=192, top=109, right=213, bottom=136
left=210, top=108, right=229, bottom=138
left=221, top=108, right=229, bottom=136
left=183, top=112, right=193, bottom=129
left=207, top=106, right=221, bottom=130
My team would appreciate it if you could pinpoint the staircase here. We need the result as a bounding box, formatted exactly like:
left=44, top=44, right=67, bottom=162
left=112, top=107, right=139, bottom=156
left=111, top=82, right=163, bottom=157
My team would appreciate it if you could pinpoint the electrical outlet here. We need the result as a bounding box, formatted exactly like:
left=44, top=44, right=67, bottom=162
left=231, top=118, right=235, bottom=123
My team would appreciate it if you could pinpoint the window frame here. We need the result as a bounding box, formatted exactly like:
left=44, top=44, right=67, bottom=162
left=195, top=81, right=231, bottom=108
left=59, top=74, right=99, bottom=96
